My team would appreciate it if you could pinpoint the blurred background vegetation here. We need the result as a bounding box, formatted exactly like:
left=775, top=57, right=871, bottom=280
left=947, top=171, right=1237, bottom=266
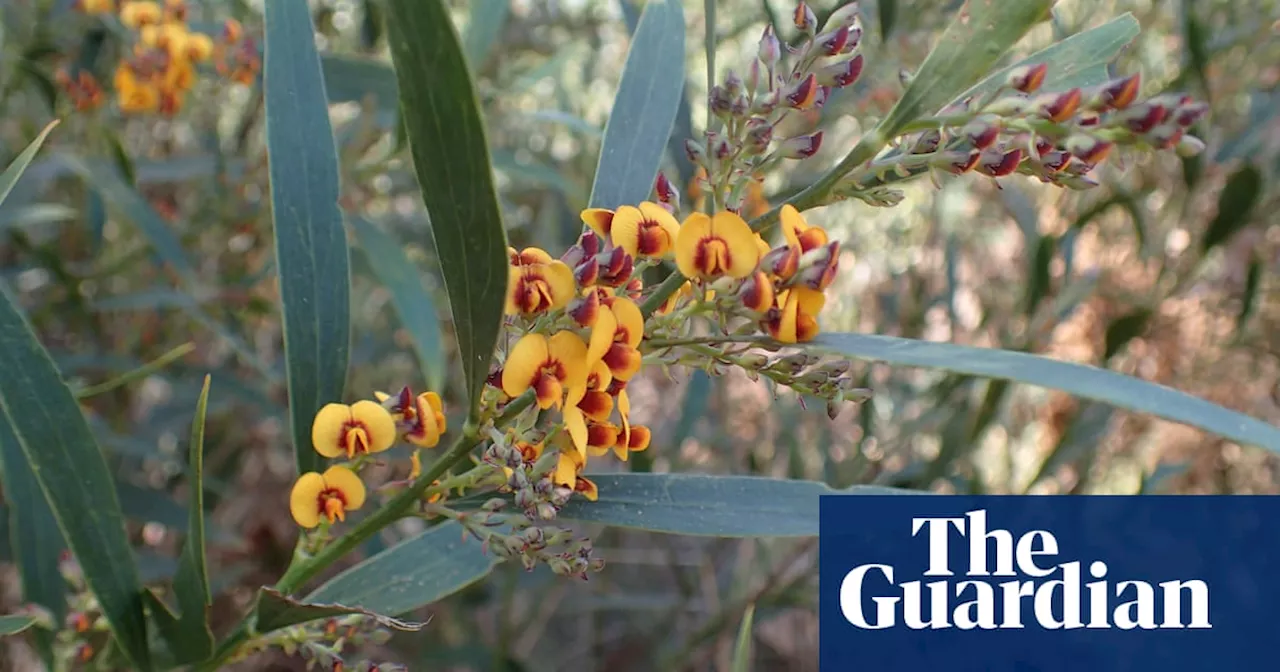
left=0, top=0, right=1277, bottom=669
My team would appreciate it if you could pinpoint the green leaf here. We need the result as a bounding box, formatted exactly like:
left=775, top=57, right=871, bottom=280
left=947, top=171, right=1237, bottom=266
left=147, top=375, right=214, bottom=663
left=587, top=0, right=686, bottom=210
left=878, top=0, right=897, bottom=42
left=0, top=614, right=43, bottom=636
left=956, top=13, right=1140, bottom=103
left=321, top=54, right=399, bottom=113
left=1201, top=165, right=1262, bottom=254
left=878, top=0, right=1054, bottom=137
left=0, top=288, right=151, bottom=670
left=0, top=121, right=59, bottom=207
left=1235, top=255, right=1262, bottom=334
left=350, top=215, right=446, bottom=393
left=252, top=588, right=427, bottom=634
left=1103, top=309, right=1152, bottom=361
left=0, top=418, right=67, bottom=625
left=559, top=474, right=920, bottom=536
left=385, top=0, right=510, bottom=417
left=810, top=332, right=1280, bottom=454
left=463, top=0, right=510, bottom=71
left=305, top=521, right=497, bottom=616
left=264, top=0, right=353, bottom=475
left=730, top=603, right=755, bottom=672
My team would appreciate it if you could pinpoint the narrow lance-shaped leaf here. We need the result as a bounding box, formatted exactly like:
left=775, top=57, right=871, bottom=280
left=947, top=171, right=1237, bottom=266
left=809, top=332, right=1280, bottom=454
left=0, top=121, right=59, bottom=205
left=385, top=0, right=510, bottom=416
left=731, top=604, right=756, bottom=672
left=350, top=215, right=446, bottom=393
left=264, top=0, right=352, bottom=475
left=0, top=287, right=151, bottom=670
left=588, top=0, right=686, bottom=210
left=1201, top=165, right=1261, bottom=254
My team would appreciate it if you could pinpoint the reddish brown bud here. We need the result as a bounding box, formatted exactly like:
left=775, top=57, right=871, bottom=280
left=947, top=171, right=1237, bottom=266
left=797, top=241, right=840, bottom=291
left=1038, top=150, right=1071, bottom=173
left=793, top=2, right=817, bottom=33
left=778, top=131, right=823, bottom=159
left=935, top=149, right=981, bottom=174
left=573, top=257, right=599, bottom=287
left=761, top=244, right=801, bottom=280
left=786, top=73, right=820, bottom=109
left=625, top=277, right=644, bottom=300
left=723, top=69, right=744, bottom=97
left=1147, top=124, right=1185, bottom=150
left=1117, top=102, right=1167, bottom=133
left=1077, top=112, right=1101, bottom=128
left=1033, top=136, right=1056, bottom=157
left=744, top=118, right=773, bottom=155
left=1033, top=88, right=1082, bottom=122
left=813, top=85, right=832, bottom=110
left=1065, top=135, right=1113, bottom=165
left=976, top=148, right=1023, bottom=177
left=909, top=129, right=941, bottom=155
left=709, top=84, right=733, bottom=117
left=684, top=139, right=706, bottom=164
left=753, top=88, right=781, bottom=114
left=758, top=25, right=781, bottom=68
left=961, top=116, right=1001, bottom=150
left=817, top=54, right=864, bottom=88
left=1092, top=73, right=1141, bottom=110
left=655, top=172, right=676, bottom=203
left=823, top=2, right=862, bottom=33
left=1173, top=101, right=1209, bottom=127
left=712, top=134, right=733, bottom=160
left=818, top=26, right=850, bottom=55
left=739, top=270, right=776, bottom=313
left=596, top=247, right=634, bottom=287
left=1007, top=63, right=1049, bottom=93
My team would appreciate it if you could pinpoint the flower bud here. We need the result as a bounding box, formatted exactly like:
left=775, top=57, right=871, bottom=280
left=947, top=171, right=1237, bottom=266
left=753, top=88, right=781, bottom=114
left=1116, top=101, right=1167, bottom=134
left=579, top=231, right=601, bottom=257
left=982, top=96, right=1026, bottom=116
left=856, top=187, right=905, bottom=207
left=536, top=503, right=557, bottom=520
left=1077, top=112, right=1101, bottom=127
left=655, top=171, right=678, bottom=207
left=483, top=497, right=508, bottom=512
left=738, top=270, right=777, bottom=313
left=685, top=139, right=706, bottom=164
left=793, top=2, right=817, bottom=34
left=1175, top=134, right=1206, bottom=157
left=550, top=487, right=573, bottom=507
left=736, top=352, right=771, bottom=369
left=625, top=277, right=643, bottom=300
left=712, top=134, right=733, bottom=160
left=778, top=130, right=823, bottom=159
left=1087, top=73, right=1140, bottom=111
left=1146, top=123, right=1185, bottom=150
left=933, top=149, right=980, bottom=174
left=521, top=526, right=546, bottom=550
left=730, top=93, right=750, bottom=117
left=724, top=69, right=744, bottom=97
left=1032, top=88, right=1082, bottom=122
left=908, top=129, right=941, bottom=155
left=744, top=118, right=773, bottom=155
left=961, top=115, right=1001, bottom=150
left=758, top=25, right=781, bottom=68
left=1006, top=63, right=1048, bottom=93
left=975, top=148, right=1023, bottom=177
left=1173, top=100, right=1209, bottom=127
left=503, top=534, right=528, bottom=556
left=786, top=73, right=820, bottom=109
left=817, top=54, right=864, bottom=88
left=568, top=289, right=600, bottom=327
left=761, top=243, right=801, bottom=279
left=709, top=84, right=733, bottom=118
left=817, top=25, right=851, bottom=55
left=746, top=59, right=761, bottom=93
left=1037, top=150, right=1071, bottom=173
left=596, top=246, right=634, bottom=287
left=1064, top=134, right=1113, bottom=165
left=1054, top=173, right=1100, bottom=190
left=572, top=256, right=599, bottom=288
left=823, top=2, right=861, bottom=32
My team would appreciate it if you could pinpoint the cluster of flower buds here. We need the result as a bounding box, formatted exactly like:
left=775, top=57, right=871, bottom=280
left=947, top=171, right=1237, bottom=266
left=836, top=66, right=1208, bottom=200
left=229, top=614, right=396, bottom=669
left=687, top=2, right=866, bottom=212
left=667, top=347, right=872, bottom=418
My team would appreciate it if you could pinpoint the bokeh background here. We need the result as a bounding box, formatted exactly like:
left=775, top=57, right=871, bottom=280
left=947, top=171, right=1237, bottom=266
left=0, top=0, right=1277, bottom=669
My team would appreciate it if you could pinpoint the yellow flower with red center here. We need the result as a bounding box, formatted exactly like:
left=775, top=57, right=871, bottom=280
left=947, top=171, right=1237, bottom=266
left=655, top=280, right=693, bottom=315
left=595, top=423, right=651, bottom=462
left=184, top=33, right=214, bottom=62
left=506, top=247, right=575, bottom=316
left=564, top=361, right=615, bottom=456
left=587, top=296, right=645, bottom=382
left=739, top=270, right=776, bottom=313
left=553, top=448, right=598, bottom=501
left=381, top=390, right=446, bottom=448
left=120, top=1, right=161, bottom=28
left=114, top=64, right=160, bottom=113
left=76, top=0, right=115, bottom=14
left=501, top=331, right=590, bottom=410
left=765, top=287, right=826, bottom=344
left=580, top=208, right=615, bottom=239
left=289, top=466, right=366, bottom=528
left=675, top=211, right=761, bottom=282
left=780, top=204, right=828, bottom=253
left=610, top=202, right=680, bottom=259
left=311, top=400, right=398, bottom=459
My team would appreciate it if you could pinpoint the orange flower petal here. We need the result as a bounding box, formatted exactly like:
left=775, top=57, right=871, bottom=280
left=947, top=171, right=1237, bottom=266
left=289, top=472, right=326, bottom=528
left=311, top=403, right=352, bottom=458
left=350, top=400, right=397, bottom=453
left=322, top=465, right=367, bottom=511
left=580, top=208, right=615, bottom=238
left=675, top=213, right=712, bottom=280
left=502, top=334, right=551, bottom=398
left=608, top=297, right=645, bottom=348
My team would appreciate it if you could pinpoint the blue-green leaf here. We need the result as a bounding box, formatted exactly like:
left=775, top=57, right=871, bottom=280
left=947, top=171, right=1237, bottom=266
left=559, top=474, right=921, bottom=536
left=1201, top=165, right=1261, bottom=254
left=587, top=0, right=686, bottom=210
left=0, top=418, right=67, bottom=625
left=0, top=121, right=59, bottom=206
left=0, top=288, right=151, bottom=670
left=252, top=588, right=427, bottom=634
left=264, top=0, right=352, bottom=475
left=350, top=215, right=446, bottom=393
left=809, top=332, right=1280, bottom=454
left=463, top=0, right=510, bottom=71
left=305, top=521, right=497, bottom=616
left=0, top=614, right=45, bottom=636
left=385, top=0, right=510, bottom=417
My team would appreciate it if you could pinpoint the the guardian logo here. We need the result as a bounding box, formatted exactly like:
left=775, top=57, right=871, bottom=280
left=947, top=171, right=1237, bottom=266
left=840, top=509, right=1212, bottom=631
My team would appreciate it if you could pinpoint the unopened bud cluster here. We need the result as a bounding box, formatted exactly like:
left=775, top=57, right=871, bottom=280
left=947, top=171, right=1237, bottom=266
left=663, top=347, right=872, bottom=418
left=834, top=66, right=1208, bottom=201
left=689, top=1, right=866, bottom=211
left=228, top=614, right=395, bottom=670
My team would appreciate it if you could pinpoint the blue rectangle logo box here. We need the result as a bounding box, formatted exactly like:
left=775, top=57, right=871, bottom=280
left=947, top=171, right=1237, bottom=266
left=819, top=495, right=1280, bottom=671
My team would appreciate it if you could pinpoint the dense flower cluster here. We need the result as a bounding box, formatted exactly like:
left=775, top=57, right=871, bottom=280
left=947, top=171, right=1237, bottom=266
left=69, top=0, right=258, bottom=115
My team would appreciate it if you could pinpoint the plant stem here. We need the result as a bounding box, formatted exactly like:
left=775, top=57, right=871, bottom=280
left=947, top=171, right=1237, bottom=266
left=72, top=342, right=196, bottom=398
left=197, top=392, right=537, bottom=670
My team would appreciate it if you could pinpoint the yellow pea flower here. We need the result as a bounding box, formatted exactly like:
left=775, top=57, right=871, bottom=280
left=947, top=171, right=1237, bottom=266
left=311, top=400, right=398, bottom=459
left=765, top=287, right=826, bottom=344
left=501, top=331, right=590, bottom=410
left=610, top=202, right=680, bottom=259
left=506, top=246, right=576, bottom=316
left=564, top=360, right=615, bottom=456
left=120, top=1, right=161, bottom=28
left=76, top=0, right=115, bottom=14
left=739, top=270, right=776, bottom=314
left=607, top=423, right=651, bottom=462
left=184, top=33, right=214, bottom=62
left=587, top=296, right=645, bottom=382
left=579, top=208, right=615, bottom=239
left=780, top=204, right=829, bottom=253
left=114, top=64, right=160, bottom=113
left=405, top=391, right=446, bottom=448
left=289, top=466, right=366, bottom=528
left=553, top=449, right=598, bottom=501
left=675, top=211, right=762, bottom=282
